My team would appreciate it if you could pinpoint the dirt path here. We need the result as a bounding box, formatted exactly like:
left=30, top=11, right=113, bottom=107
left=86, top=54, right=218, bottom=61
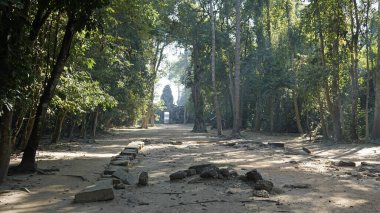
left=1, top=124, right=380, bottom=213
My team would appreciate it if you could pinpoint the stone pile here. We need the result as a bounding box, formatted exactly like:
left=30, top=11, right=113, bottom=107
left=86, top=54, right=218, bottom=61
left=169, top=164, right=276, bottom=198
left=74, top=141, right=147, bottom=203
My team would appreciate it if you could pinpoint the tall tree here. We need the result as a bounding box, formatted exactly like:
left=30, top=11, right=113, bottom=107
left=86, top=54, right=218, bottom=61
left=348, top=0, right=360, bottom=141
left=210, top=0, right=222, bottom=136
left=373, top=0, right=380, bottom=140
left=231, top=0, right=241, bottom=137
left=286, top=0, right=304, bottom=135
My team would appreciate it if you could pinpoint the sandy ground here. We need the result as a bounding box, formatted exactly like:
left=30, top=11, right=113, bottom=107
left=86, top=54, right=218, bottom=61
left=1, top=124, right=380, bottom=213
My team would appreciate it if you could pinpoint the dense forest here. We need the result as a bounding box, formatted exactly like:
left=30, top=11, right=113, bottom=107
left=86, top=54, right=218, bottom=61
left=0, top=0, right=380, bottom=184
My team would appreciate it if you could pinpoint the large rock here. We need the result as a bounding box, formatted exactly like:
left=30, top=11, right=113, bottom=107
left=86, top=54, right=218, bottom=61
left=359, top=162, right=380, bottom=173
left=334, top=161, right=356, bottom=167
left=229, top=170, right=238, bottom=177
left=246, top=169, right=263, bottom=183
left=112, top=169, right=136, bottom=185
left=219, top=168, right=230, bottom=178
left=138, top=171, right=148, bottom=186
left=185, top=169, right=197, bottom=177
left=74, top=179, right=114, bottom=203
left=170, top=171, right=188, bottom=181
left=200, top=167, right=219, bottom=179
left=188, top=164, right=219, bottom=174
left=254, top=179, right=273, bottom=192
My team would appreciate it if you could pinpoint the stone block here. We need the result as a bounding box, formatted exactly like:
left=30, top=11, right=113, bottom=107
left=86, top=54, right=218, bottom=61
left=112, top=169, right=136, bottom=185
left=121, top=148, right=138, bottom=158
left=74, top=179, right=114, bottom=203
left=110, top=160, right=130, bottom=167
left=138, top=171, right=148, bottom=186
left=170, top=171, right=187, bottom=181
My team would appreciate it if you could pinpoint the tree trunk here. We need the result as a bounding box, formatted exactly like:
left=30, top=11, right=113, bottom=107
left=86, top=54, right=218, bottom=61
left=365, top=0, right=371, bottom=142
left=318, top=93, right=328, bottom=138
left=81, top=114, right=87, bottom=140
left=17, top=17, right=76, bottom=171
left=315, top=0, right=333, bottom=140
left=254, top=97, right=262, bottom=132
left=0, top=108, right=13, bottom=183
left=191, top=34, right=207, bottom=133
left=51, top=110, right=66, bottom=144
left=141, top=39, right=166, bottom=129
left=210, top=0, right=222, bottom=136
left=92, top=106, right=99, bottom=139
left=270, top=95, right=275, bottom=134
left=0, top=1, right=30, bottom=182
left=141, top=105, right=149, bottom=129
left=331, top=27, right=343, bottom=142
left=69, top=119, right=75, bottom=142
left=348, top=0, right=360, bottom=141
left=228, top=62, right=235, bottom=116
left=373, top=0, right=380, bottom=140
left=17, top=114, right=35, bottom=152
left=293, top=92, right=304, bottom=135
left=232, top=0, right=241, bottom=137
left=286, top=0, right=303, bottom=135
left=11, top=112, right=25, bottom=149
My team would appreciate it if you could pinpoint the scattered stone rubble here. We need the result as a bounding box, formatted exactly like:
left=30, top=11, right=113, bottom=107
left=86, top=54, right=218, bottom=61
left=169, top=163, right=283, bottom=198
left=74, top=141, right=146, bottom=203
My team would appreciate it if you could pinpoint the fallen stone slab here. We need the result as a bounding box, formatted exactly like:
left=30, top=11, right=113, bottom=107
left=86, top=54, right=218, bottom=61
left=112, top=169, right=136, bottom=185
left=111, top=155, right=131, bottom=161
left=74, top=179, right=114, bottom=203
left=120, top=149, right=137, bottom=159
left=361, top=162, right=380, bottom=167
left=138, top=171, right=148, bottom=186
left=110, top=159, right=131, bottom=167
left=127, top=142, right=144, bottom=151
left=360, top=162, right=380, bottom=173
left=246, top=169, right=263, bottom=183
left=170, top=171, right=188, bottom=181
left=104, top=166, right=128, bottom=175
left=129, top=141, right=144, bottom=148
left=333, top=161, right=356, bottom=167
left=359, top=165, right=380, bottom=173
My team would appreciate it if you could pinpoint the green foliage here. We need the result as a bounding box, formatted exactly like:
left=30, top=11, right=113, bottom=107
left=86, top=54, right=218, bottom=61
left=52, top=71, right=117, bottom=114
